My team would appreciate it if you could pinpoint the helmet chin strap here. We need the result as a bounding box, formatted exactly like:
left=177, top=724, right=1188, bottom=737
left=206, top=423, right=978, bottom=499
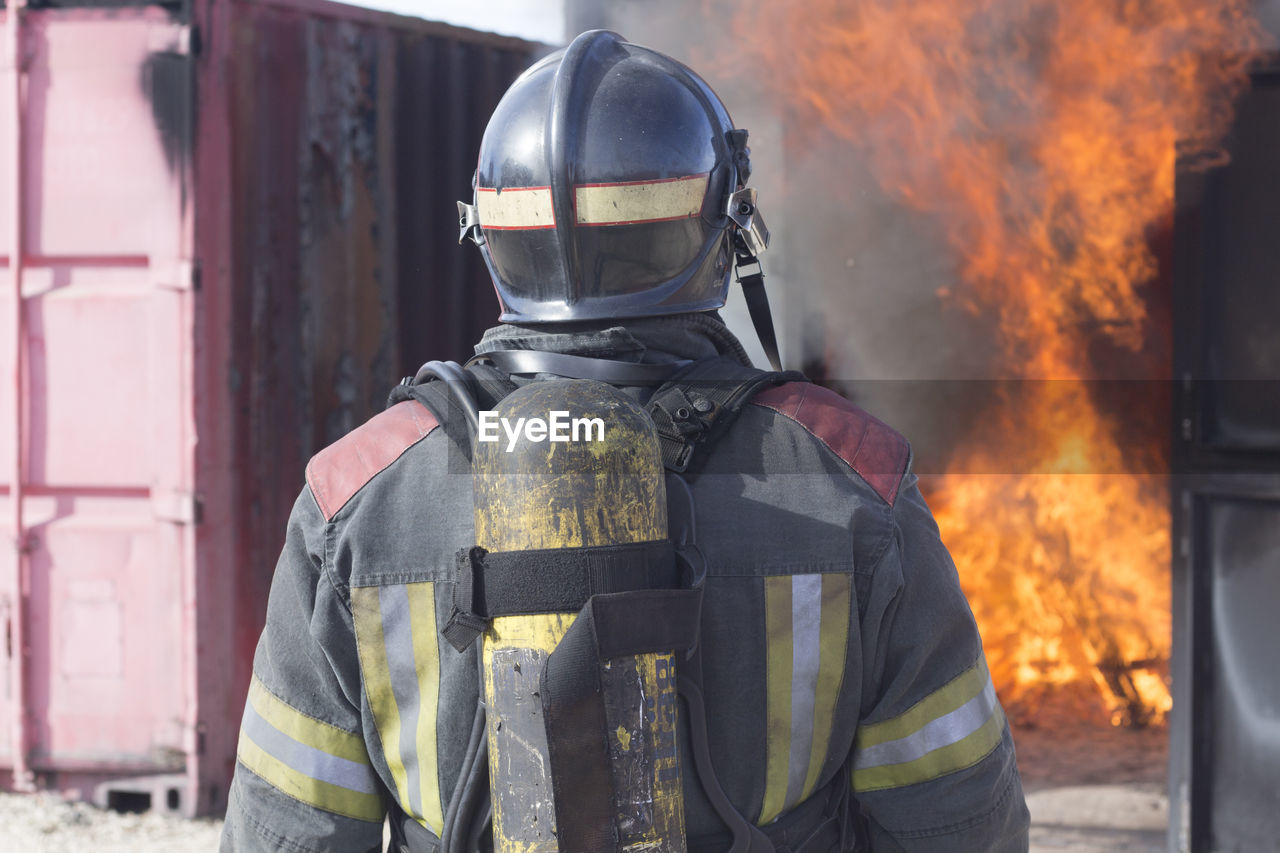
left=732, top=239, right=778, bottom=371
left=735, top=249, right=783, bottom=373
left=725, top=179, right=782, bottom=373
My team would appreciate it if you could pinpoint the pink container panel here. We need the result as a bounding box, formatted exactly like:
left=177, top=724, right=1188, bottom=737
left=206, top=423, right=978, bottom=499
left=23, top=267, right=188, bottom=489
left=23, top=492, right=185, bottom=763
left=0, top=285, right=10, bottom=486
left=1, top=8, right=189, bottom=260
left=0, top=503, right=11, bottom=765
left=0, top=12, right=12, bottom=257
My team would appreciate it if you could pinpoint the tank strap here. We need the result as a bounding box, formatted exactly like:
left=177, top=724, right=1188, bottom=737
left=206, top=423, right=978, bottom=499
left=647, top=357, right=807, bottom=473
left=388, top=361, right=518, bottom=462
left=542, top=586, right=703, bottom=853
left=440, top=541, right=680, bottom=652
left=677, top=645, right=777, bottom=853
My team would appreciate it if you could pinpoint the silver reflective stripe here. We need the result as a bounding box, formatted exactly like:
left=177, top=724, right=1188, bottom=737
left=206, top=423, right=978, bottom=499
left=381, top=584, right=425, bottom=818
left=855, top=679, right=999, bottom=770
left=241, top=701, right=380, bottom=795
left=786, top=573, right=823, bottom=806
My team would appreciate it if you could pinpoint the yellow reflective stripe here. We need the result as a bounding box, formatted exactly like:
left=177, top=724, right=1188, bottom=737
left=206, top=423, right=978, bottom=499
left=856, top=657, right=990, bottom=750
left=801, top=574, right=850, bottom=801
left=247, top=677, right=368, bottom=764
left=852, top=704, right=1005, bottom=792
left=574, top=175, right=707, bottom=225
left=760, top=576, right=793, bottom=825
left=237, top=731, right=384, bottom=822
left=406, top=582, right=444, bottom=834
left=352, top=586, right=412, bottom=811
left=476, top=186, right=555, bottom=229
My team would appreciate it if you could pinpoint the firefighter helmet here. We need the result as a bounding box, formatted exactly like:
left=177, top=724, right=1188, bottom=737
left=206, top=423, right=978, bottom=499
left=458, top=30, right=768, bottom=326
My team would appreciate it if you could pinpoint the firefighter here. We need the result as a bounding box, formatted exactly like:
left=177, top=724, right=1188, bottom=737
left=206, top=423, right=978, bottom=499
left=220, top=30, right=1030, bottom=853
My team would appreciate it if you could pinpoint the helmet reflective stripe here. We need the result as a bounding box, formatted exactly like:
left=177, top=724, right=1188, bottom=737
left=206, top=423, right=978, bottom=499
left=352, top=582, right=445, bottom=834
left=759, top=573, right=852, bottom=826
left=575, top=174, right=709, bottom=225
left=476, top=186, right=556, bottom=230
left=852, top=657, right=1005, bottom=792
left=476, top=175, right=710, bottom=232
left=236, top=675, right=383, bottom=822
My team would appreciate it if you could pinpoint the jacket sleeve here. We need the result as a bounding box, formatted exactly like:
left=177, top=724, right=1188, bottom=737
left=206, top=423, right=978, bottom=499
left=851, top=472, right=1029, bottom=852
left=220, top=488, right=387, bottom=853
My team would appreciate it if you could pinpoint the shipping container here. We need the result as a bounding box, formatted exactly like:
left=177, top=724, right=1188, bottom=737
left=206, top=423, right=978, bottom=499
left=1170, top=57, right=1280, bottom=853
left=0, top=0, right=539, bottom=816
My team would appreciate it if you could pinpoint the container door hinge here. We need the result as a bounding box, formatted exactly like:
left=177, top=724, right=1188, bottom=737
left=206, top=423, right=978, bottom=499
left=153, top=490, right=202, bottom=525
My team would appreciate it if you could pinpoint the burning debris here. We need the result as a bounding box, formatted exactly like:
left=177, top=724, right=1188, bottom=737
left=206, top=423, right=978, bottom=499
left=704, top=0, right=1270, bottom=725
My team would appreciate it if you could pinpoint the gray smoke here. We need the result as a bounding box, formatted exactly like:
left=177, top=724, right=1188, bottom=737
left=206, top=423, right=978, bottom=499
left=573, top=1, right=1005, bottom=462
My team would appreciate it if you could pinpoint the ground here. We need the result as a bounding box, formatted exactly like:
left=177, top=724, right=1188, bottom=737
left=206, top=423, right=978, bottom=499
left=1017, top=703, right=1170, bottom=853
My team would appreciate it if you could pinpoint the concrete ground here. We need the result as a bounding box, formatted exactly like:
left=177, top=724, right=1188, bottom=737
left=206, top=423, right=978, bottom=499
left=1017, top=708, right=1171, bottom=853
left=1029, top=784, right=1167, bottom=852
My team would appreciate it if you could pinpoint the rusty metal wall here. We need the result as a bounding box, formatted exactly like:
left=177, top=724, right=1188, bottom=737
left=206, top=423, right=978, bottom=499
left=394, top=32, right=534, bottom=374
left=196, top=0, right=538, bottom=813
left=224, top=0, right=536, bottom=607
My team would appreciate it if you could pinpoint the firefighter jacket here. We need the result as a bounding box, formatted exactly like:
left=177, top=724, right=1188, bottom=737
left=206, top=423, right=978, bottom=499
left=219, top=315, right=1030, bottom=852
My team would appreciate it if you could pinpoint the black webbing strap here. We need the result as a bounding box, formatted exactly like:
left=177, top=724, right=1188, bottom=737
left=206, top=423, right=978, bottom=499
left=388, top=362, right=517, bottom=463
left=440, top=541, right=678, bottom=652
left=647, top=358, right=807, bottom=473
left=481, top=349, right=691, bottom=385
left=541, top=588, right=703, bottom=853
left=462, top=362, right=519, bottom=408
left=734, top=251, right=783, bottom=373
left=681, top=646, right=846, bottom=853
left=677, top=646, right=776, bottom=853
left=388, top=377, right=457, bottom=437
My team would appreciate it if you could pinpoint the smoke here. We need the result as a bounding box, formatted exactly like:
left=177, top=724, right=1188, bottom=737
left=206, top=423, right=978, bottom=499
left=600, top=2, right=1022, bottom=458
left=599, top=0, right=1269, bottom=466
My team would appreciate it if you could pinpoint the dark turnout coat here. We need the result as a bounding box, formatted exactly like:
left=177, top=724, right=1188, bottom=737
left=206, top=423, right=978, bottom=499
left=220, top=319, right=1029, bottom=852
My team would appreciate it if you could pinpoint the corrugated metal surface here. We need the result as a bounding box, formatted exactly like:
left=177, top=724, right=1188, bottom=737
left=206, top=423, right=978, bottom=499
left=1170, top=58, right=1280, bottom=853
left=2, top=0, right=538, bottom=815
left=197, top=0, right=536, bottom=816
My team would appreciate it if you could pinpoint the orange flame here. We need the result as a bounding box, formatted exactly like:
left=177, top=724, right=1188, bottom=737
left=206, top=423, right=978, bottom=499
left=711, top=0, right=1268, bottom=724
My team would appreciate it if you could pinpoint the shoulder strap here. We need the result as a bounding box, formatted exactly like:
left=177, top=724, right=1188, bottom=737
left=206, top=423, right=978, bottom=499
left=647, top=357, right=807, bottom=473
left=388, top=362, right=518, bottom=462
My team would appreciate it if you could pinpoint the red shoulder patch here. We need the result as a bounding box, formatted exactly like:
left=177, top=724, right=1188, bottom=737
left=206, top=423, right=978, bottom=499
left=750, top=383, right=910, bottom=507
left=306, top=401, right=439, bottom=521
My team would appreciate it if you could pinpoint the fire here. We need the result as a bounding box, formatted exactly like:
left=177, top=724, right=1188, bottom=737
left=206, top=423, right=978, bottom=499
left=709, top=1, right=1268, bottom=724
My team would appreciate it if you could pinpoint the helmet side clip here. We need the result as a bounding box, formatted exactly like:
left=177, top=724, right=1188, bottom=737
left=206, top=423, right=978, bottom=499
left=727, top=187, right=769, bottom=258
left=457, top=200, right=484, bottom=246
left=724, top=129, right=768, bottom=257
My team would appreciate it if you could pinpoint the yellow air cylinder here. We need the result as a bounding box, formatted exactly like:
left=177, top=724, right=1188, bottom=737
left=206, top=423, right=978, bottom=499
left=473, top=379, right=685, bottom=853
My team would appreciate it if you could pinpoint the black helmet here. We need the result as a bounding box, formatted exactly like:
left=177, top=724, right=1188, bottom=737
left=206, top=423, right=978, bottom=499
left=459, top=30, right=771, bottom=335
